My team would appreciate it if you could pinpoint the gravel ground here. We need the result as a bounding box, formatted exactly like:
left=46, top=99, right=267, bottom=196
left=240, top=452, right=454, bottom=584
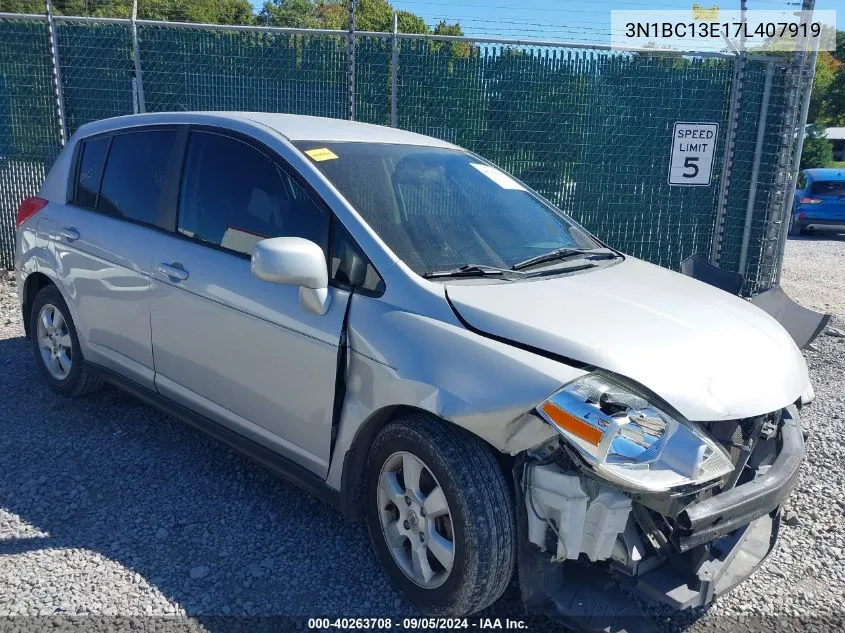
left=0, top=237, right=843, bottom=632
left=780, top=233, right=845, bottom=320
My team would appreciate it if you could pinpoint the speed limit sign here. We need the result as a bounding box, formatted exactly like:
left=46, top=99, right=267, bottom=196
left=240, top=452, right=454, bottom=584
left=668, top=122, right=719, bottom=186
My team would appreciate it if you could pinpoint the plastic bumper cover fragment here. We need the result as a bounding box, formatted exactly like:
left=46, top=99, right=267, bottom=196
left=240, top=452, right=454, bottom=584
left=674, top=405, right=804, bottom=552
left=515, top=406, right=806, bottom=623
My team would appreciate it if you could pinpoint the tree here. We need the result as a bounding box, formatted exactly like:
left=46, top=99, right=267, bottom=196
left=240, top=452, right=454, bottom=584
left=432, top=20, right=468, bottom=57
left=809, top=51, right=839, bottom=123
left=807, top=30, right=845, bottom=126
left=11, top=0, right=255, bottom=24
left=833, top=30, right=845, bottom=66
left=262, top=0, right=445, bottom=34
left=260, top=0, right=320, bottom=28
left=432, top=20, right=462, bottom=37
left=396, top=9, right=426, bottom=34
left=0, top=0, right=42, bottom=13
left=800, top=124, right=834, bottom=170
left=1, top=0, right=446, bottom=31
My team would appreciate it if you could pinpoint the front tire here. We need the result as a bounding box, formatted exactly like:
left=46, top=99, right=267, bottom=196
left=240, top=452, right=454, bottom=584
left=29, top=285, right=101, bottom=396
left=365, top=413, right=516, bottom=616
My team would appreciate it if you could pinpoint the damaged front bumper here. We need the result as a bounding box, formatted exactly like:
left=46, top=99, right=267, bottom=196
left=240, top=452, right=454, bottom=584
left=516, top=404, right=805, bottom=625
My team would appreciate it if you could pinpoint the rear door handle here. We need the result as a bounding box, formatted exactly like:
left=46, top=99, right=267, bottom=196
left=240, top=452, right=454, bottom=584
left=158, top=262, right=189, bottom=282
left=58, top=227, right=79, bottom=242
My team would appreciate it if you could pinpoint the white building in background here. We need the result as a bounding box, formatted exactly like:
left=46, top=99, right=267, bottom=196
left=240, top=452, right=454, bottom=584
left=826, top=127, right=845, bottom=162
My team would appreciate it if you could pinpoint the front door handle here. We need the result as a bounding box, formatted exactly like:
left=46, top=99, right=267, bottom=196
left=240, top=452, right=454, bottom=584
left=58, top=226, right=79, bottom=242
left=158, top=262, right=189, bottom=282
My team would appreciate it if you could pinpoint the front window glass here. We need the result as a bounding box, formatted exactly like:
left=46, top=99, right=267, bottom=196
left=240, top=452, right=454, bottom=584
left=294, top=142, right=599, bottom=275
left=178, top=131, right=328, bottom=256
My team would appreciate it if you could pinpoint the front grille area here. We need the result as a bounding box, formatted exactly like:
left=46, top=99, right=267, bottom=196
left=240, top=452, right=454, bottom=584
left=701, top=409, right=783, bottom=491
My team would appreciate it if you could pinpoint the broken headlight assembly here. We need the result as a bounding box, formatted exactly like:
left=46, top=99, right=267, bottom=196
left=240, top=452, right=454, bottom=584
left=536, top=373, right=734, bottom=493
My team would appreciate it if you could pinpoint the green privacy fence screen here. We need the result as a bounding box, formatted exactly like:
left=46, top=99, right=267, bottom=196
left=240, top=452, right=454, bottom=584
left=0, top=15, right=60, bottom=264
left=0, top=14, right=799, bottom=294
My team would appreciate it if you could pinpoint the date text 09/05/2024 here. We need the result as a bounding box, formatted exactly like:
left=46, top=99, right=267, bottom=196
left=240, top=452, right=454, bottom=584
left=307, top=618, right=529, bottom=630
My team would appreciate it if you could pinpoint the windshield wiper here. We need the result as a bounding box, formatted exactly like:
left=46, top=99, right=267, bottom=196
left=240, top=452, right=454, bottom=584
left=422, top=264, right=514, bottom=279
left=512, top=247, right=618, bottom=271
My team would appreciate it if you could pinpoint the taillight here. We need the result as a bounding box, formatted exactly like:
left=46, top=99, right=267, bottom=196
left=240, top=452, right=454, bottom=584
left=799, top=197, right=823, bottom=204
left=15, top=197, right=47, bottom=227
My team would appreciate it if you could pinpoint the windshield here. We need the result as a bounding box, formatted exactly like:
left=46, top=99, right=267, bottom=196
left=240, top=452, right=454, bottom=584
left=294, top=142, right=600, bottom=275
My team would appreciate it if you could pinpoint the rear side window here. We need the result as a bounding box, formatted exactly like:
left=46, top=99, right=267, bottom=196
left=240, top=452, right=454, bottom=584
left=811, top=181, right=845, bottom=197
left=74, top=136, right=109, bottom=208
left=97, top=130, right=178, bottom=227
left=177, top=131, right=329, bottom=256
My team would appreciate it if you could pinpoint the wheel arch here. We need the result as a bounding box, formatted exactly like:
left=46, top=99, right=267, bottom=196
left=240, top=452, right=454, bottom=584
left=22, top=271, right=56, bottom=337
left=340, top=404, right=434, bottom=521
left=339, top=404, right=518, bottom=522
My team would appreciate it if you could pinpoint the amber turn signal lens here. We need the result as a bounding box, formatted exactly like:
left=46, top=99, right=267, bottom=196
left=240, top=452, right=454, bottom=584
left=540, top=401, right=603, bottom=446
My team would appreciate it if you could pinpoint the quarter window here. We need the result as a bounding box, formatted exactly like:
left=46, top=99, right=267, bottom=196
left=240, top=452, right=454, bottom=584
left=178, top=131, right=329, bottom=256
left=74, top=136, right=109, bottom=209
left=330, top=219, right=384, bottom=294
left=97, top=130, right=179, bottom=227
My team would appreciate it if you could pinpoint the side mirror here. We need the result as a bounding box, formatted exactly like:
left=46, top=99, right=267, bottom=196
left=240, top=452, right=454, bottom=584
left=251, top=237, right=332, bottom=315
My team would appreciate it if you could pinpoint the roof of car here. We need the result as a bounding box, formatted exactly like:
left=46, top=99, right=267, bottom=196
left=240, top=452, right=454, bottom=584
left=803, top=168, right=845, bottom=181
left=75, top=112, right=460, bottom=149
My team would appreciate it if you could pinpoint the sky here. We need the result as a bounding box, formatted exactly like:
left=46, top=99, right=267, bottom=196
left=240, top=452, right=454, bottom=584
left=382, top=0, right=843, bottom=44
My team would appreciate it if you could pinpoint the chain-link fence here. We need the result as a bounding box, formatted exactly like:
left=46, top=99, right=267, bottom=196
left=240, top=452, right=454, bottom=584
left=0, top=11, right=810, bottom=294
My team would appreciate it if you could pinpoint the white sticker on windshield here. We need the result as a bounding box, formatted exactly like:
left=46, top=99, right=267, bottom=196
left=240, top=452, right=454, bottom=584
left=469, top=163, right=526, bottom=191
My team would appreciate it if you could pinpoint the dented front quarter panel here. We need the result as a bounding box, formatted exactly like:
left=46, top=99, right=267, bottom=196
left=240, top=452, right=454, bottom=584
left=325, top=263, right=584, bottom=490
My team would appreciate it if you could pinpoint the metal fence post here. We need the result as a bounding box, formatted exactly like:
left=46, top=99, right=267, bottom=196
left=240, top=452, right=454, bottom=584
left=347, top=0, right=356, bottom=121
left=710, top=0, right=748, bottom=267
left=390, top=12, right=398, bottom=127
left=44, top=0, right=67, bottom=146
left=131, top=0, right=146, bottom=113
left=710, top=52, right=744, bottom=266
left=771, top=47, right=818, bottom=281
left=737, top=59, right=774, bottom=276
left=772, top=0, right=818, bottom=285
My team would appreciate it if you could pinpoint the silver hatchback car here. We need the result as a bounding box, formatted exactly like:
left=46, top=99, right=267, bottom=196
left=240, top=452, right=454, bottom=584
left=15, top=112, right=811, bottom=624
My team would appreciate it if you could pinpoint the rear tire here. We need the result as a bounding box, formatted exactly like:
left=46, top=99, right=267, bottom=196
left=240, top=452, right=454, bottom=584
left=29, top=285, right=101, bottom=397
left=788, top=213, right=804, bottom=236
left=365, top=413, right=516, bottom=616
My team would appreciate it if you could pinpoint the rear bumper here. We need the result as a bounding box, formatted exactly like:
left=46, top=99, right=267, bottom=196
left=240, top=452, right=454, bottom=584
left=795, top=217, right=845, bottom=232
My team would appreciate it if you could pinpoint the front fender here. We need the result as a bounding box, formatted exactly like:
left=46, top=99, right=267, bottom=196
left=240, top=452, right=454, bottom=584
left=325, top=292, right=584, bottom=491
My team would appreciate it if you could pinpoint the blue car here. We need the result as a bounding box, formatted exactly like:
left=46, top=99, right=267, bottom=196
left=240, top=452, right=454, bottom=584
left=790, top=168, right=845, bottom=236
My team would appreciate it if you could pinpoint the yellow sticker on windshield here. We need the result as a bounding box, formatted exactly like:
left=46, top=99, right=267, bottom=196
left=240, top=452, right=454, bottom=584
left=304, top=147, right=338, bottom=162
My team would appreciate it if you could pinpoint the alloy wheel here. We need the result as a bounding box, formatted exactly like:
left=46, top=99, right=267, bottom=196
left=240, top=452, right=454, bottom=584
left=36, top=303, right=73, bottom=380
left=377, top=451, right=455, bottom=589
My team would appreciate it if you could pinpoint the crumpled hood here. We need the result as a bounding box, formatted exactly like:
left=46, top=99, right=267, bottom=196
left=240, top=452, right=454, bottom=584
left=447, top=258, right=810, bottom=421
